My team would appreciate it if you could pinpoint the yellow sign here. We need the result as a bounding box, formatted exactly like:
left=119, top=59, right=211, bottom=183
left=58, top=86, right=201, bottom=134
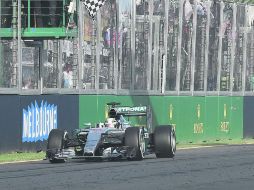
left=105, top=105, right=108, bottom=119
left=197, top=104, right=201, bottom=120
left=194, top=123, right=204, bottom=134
left=220, top=121, right=229, bottom=133
left=224, top=104, right=227, bottom=119
left=169, top=104, right=173, bottom=120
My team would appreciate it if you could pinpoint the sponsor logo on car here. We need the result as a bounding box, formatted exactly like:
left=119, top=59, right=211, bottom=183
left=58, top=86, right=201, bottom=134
left=116, top=106, right=147, bottom=113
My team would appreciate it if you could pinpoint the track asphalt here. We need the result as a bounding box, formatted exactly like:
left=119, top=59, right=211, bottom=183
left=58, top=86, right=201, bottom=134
left=0, top=144, right=254, bottom=190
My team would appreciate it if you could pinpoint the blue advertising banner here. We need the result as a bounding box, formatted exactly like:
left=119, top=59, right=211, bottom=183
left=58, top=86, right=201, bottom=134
left=243, top=96, right=254, bottom=138
left=0, top=94, right=79, bottom=153
left=0, top=95, right=21, bottom=153
left=22, top=101, right=57, bottom=142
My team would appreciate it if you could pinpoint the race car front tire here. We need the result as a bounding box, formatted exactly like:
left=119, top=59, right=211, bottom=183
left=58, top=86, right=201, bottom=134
left=47, top=129, right=66, bottom=163
left=154, top=125, right=176, bottom=158
left=124, top=127, right=144, bottom=161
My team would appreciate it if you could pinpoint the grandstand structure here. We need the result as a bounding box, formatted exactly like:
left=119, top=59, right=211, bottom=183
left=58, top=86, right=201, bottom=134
left=1, top=0, right=254, bottom=151
left=0, top=0, right=254, bottom=95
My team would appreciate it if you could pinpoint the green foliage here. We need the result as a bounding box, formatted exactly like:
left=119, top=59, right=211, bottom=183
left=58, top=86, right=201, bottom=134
left=0, top=152, right=45, bottom=163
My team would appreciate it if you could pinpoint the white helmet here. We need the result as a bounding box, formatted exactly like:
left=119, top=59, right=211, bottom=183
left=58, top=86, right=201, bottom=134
left=105, top=118, right=116, bottom=128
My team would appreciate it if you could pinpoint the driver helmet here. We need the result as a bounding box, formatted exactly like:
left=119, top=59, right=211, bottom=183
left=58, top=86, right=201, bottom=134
left=105, top=118, right=116, bottom=128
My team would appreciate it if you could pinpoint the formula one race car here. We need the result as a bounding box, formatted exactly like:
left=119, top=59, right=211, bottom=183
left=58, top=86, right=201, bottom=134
left=46, top=102, right=176, bottom=163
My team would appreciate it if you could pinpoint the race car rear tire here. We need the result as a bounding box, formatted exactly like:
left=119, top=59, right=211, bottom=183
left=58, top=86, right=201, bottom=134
left=47, top=129, right=66, bottom=163
left=154, top=125, right=176, bottom=158
left=124, top=127, right=144, bottom=161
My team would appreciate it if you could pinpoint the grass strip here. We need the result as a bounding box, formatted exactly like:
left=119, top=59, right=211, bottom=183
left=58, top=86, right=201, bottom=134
left=0, top=152, right=45, bottom=163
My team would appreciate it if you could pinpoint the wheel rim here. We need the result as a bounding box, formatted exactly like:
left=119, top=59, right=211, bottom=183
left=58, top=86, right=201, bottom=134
left=139, top=130, right=145, bottom=158
left=170, top=131, right=176, bottom=154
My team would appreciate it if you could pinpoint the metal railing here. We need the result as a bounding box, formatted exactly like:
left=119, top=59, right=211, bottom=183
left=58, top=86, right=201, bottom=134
left=1, top=0, right=254, bottom=96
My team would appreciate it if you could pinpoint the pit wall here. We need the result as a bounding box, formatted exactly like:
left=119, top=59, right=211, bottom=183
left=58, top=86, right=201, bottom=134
left=79, top=95, right=244, bottom=144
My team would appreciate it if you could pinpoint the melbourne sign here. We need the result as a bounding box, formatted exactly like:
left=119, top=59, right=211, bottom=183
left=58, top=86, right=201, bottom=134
left=22, top=101, right=57, bottom=142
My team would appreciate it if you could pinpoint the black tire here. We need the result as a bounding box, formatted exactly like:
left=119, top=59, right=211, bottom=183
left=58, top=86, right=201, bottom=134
left=154, top=125, right=176, bottom=158
left=47, top=129, right=66, bottom=163
left=124, top=127, right=144, bottom=161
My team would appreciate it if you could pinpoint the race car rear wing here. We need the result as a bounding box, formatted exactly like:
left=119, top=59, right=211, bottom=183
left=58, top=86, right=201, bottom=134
left=115, top=106, right=147, bottom=116
left=107, top=103, right=153, bottom=133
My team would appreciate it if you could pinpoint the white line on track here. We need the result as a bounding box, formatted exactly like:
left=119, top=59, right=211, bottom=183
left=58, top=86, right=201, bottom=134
left=177, top=145, right=218, bottom=150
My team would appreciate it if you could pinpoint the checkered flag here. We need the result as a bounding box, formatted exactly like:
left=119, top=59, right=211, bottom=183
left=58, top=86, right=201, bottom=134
left=83, top=0, right=108, bottom=19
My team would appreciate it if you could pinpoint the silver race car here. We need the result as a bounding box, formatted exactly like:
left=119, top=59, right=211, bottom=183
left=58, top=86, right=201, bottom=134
left=46, top=102, right=176, bottom=163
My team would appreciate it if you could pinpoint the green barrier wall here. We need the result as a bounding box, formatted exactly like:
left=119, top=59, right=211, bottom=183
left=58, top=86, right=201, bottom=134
left=79, top=95, right=243, bottom=143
